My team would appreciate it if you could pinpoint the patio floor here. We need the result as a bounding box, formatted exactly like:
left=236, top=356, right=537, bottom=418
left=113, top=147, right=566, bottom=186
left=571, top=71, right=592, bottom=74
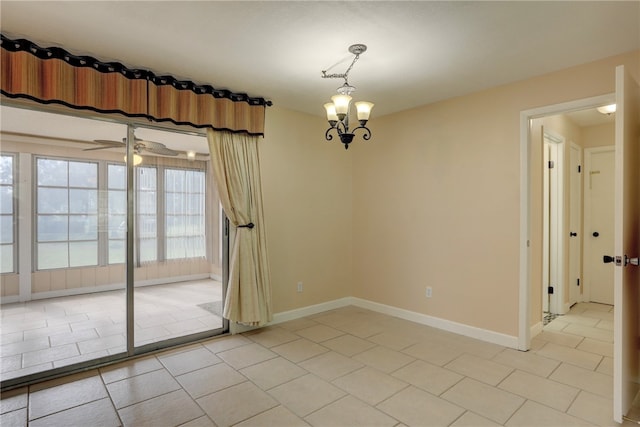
left=0, top=279, right=224, bottom=382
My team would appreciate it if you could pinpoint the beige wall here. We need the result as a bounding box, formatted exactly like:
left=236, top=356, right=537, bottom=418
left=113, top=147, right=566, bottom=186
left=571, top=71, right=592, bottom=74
left=352, top=50, right=639, bottom=337
left=259, top=107, right=353, bottom=313
left=583, top=122, right=615, bottom=148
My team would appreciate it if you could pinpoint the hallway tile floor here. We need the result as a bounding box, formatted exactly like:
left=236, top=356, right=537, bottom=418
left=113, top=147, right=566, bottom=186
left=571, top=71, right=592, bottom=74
left=0, top=302, right=632, bottom=426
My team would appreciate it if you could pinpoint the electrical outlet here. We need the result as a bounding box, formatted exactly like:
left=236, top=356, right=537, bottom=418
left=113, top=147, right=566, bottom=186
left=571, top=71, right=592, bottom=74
left=426, top=286, right=432, bottom=298
left=297, top=282, right=303, bottom=293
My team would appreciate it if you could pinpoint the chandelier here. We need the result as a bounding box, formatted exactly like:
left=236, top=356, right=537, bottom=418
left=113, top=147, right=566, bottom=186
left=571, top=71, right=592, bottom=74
left=322, top=44, right=374, bottom=150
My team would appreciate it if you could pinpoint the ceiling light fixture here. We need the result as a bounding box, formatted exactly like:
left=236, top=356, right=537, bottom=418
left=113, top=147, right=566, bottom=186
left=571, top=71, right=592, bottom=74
left=596, top=104, right=616, bottom=115
left=123, top=153, right=143, bottom=166
left=322, top=44, right=374, bottom=150
left=186, top=150, right=196, bottom=161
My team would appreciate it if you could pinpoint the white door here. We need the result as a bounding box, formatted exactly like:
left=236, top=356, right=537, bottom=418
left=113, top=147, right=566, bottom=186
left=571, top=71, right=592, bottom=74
left=542, top=142, right=550, bottom=313
left=613, top=65, right=640, bottom=423
left=543, top=135, right=564, bottom=314
left=584, top=147, right=615, bottom=305
left=568, top=143, right=582, bottom=306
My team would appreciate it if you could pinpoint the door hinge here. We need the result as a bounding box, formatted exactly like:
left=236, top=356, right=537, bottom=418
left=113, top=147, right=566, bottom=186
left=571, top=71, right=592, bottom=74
left=548, top=286, right=554, bottom=294
left=577, top=278, right=580, bottom=287
left=578, top=165, right=581, bottom=173
left=548, top=161, right=555, bottom=169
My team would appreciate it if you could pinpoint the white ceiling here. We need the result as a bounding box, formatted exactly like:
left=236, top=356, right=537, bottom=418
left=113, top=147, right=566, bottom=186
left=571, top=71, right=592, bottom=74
left=2, top=1, right=638, bottom=120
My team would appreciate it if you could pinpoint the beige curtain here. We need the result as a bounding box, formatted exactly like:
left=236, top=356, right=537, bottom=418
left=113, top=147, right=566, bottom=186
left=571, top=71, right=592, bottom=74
left=207, top=129, right=272, bottom=326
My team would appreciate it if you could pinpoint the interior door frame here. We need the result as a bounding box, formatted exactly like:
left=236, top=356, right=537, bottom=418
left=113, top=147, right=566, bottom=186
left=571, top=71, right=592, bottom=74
left=518, top=93, right=615, bottom=350
left=543, top=132, right=565, bottom=315
left=569, top=141, right=583, bottom=307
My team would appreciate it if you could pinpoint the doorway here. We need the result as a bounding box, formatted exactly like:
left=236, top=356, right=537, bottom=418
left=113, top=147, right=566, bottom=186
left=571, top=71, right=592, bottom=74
left=518, top=93, right=616, bottom=350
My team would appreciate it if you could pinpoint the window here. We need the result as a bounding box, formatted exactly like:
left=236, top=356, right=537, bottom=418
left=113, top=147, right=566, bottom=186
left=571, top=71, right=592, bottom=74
left=35, top=157, right=206, bottom=269
left=137, top=167, right=158, bottom=262
left=36, top=158, right=98, bottom=269
left=165, top=168, right=206, bottom=259
left=107, top=164, right=126, bottom=264
left=0, top=154, right=16, bottom=273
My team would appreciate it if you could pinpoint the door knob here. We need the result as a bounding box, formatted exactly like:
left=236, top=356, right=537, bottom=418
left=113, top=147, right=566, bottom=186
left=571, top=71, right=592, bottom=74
left=625, top=256, right=639, bottom=267
left=570, top=232, right=577, bottom=237
left=593, top=232, right=600, bottom=237
left=603, top=255, right=615, bottom=264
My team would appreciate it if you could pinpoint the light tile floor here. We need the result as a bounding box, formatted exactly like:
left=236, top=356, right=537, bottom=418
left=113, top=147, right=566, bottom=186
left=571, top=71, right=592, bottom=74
left=1, top=280, right=223, bottom=382
left=0, top=302, right=635, bottom=426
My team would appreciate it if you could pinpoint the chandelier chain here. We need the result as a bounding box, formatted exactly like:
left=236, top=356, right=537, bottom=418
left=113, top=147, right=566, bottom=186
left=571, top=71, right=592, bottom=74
left=321, top=52, right=361, bottom=84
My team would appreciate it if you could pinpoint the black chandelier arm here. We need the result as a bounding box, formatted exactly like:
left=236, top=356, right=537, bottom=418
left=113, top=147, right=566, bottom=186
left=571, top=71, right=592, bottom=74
left=352, top=125, right=372, bottom=141
left=325, top=127, right=335, bottom=141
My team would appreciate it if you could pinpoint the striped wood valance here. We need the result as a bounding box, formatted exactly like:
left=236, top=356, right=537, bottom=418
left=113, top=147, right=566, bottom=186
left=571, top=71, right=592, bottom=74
left=0, top=34, right=271, bottom=136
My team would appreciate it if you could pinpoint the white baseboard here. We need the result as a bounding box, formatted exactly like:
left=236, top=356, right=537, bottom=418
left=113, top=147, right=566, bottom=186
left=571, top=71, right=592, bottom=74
left=256, top=296, right=519, bottom=349
left=4, top=273, right=214, bottom=303
left=271, top=297, right=354, bottom=324
left=530, top=321, right=543, bottom=338
left=0, top=295, right=20, bottom=304
left=350, top=297, right=519, bottom=349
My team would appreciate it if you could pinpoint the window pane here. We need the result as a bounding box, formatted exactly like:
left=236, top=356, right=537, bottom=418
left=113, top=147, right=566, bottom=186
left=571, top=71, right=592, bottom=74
left=165, top=193, right=184, bottom=215
left=69, top=241, right=98, bottom=267
left=0, top=155, right=13, bottom=185
left=165, top=169, right=184, bottom=192
left=139, top=238, right=157, bottom=262
left=69, top=161, right=97, bottom=188
left=0, top=215, right=13, bottom=244
left=38, top=188, right=68, bottom=214
left=69, top=189, right=98, bottom=214
left=69, top=215, right=98, bottom=240
left=37, top=215, right=68, bottom=241
left=138, top=216, right=157, bottom=238
left=166, top=237, right=185, bottom=259
left=0, top=187, right=13, bottom=214
left=138, top=167, right=156, bottom=190
left=37, top=158, right=67, bottom=186
left=188, top=216, right=205, bottom=235
left=108, top=190, right=126, bottom=215
left=108, top=164, right=126, bottom=190
left=108, top=240, right=125, bottom=264
left=186, top=236, right=205, bottom=258
left=186, top=170, right=204, bottom=192
left=187, top=193, right=204, bottom=212
left=0, top=245, right=13, bottom=273
left=165, top=215, right=184, bottom=236
left=38, top=242, right=68, bottom=269
left=108, top=214, right=126, bottom=239
left=137, top=191, right=156, bottom=214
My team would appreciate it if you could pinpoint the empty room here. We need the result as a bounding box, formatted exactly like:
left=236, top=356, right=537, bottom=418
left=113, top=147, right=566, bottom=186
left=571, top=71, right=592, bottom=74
left=1, top=2, right=639, bottom=426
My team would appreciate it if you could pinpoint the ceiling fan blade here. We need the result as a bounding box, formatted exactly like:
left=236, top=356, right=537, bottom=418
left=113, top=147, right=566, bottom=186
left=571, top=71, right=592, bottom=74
left=83, top=145, right=122, bottom=151
left=93, top=139, right=125, bottom=145
left=139, top=140, right=179, bottom=156
left=83, top=139, right=126, bottom=151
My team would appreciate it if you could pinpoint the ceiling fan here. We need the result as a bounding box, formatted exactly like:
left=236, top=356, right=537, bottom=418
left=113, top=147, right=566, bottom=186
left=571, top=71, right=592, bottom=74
left=85, top=138, right=179, bottom=156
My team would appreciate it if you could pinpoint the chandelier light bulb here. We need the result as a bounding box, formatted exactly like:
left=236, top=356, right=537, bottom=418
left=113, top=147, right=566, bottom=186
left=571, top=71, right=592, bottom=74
left=324, top=103, right=338, bottom=121
left=331, top=94, right=352, bottom=117
left=355, top=101, right=374, bottom=121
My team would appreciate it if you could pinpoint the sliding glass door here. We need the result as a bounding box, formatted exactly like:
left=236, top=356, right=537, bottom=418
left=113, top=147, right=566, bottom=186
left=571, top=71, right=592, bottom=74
left=0, top=104, right=226, bottom=388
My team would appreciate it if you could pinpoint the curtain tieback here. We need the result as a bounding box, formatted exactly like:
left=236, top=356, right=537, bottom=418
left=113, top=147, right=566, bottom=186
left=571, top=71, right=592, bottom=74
left=238, top=222, right=255, bottom=229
